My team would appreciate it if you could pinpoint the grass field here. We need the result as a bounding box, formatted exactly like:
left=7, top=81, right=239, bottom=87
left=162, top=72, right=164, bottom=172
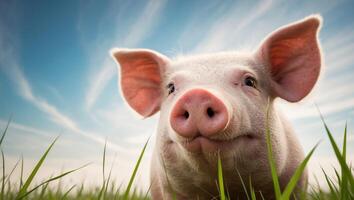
left=0, top=114, right=353, bottom=200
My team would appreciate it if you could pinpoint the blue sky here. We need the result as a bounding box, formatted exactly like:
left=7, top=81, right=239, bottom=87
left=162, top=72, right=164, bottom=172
left=0, top=0, right=354, bottom=189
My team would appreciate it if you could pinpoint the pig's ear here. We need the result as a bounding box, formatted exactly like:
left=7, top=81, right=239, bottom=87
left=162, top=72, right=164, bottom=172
left=256, top=15, right=322, bottom=102
left=110, top=48, right=170, bottom=117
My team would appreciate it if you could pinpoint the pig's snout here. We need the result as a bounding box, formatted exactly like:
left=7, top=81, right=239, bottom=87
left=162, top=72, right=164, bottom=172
left=170, top=89, right=229, bottom=138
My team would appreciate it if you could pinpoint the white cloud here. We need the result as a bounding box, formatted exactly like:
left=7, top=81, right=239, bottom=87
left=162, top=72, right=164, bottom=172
left=122, top=0, right=167, bottom=47
left=277, top=95, right=354, bottom=120
left=322, top=26, right=354, bottom=51
left=0, top=119, right=53, bottom=138
left=316, top=83, right=354, bottom=104
left=4, top=62, right=35, bottom=102
left=92, top=102, right=158, bottom=146
left=45, top=85, right=65, bottom=103
left=0, top=21, right=134, bottom=156
left=191, top=0, right=274, bottom=53
left=85, top=58, right=116, bottom=110
left=182, top=0, right=343, bottom=55
left=2, top=62, right=133, bottom=154
left=176, top=1, right=227, bottom=51
left=323, top=33, right=354, bottom=74
left=85, top=0, right=167, bottom=110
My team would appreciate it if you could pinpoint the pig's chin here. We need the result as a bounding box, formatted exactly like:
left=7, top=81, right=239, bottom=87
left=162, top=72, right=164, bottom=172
left=179, top=133, right=257, bottom=154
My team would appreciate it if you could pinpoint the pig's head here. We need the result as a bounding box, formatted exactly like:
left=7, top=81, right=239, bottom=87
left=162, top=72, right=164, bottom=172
left=111, top=16, right=322, bottom=173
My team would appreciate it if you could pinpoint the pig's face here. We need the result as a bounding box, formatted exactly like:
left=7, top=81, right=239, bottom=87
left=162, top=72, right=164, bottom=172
left=111, top=15, right=322, bottom=177
left=159, top=53, right=270, bottom=160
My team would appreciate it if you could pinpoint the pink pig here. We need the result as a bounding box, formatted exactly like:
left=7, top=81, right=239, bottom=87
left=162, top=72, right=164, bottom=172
left=111, top=15, right=322, bottom=199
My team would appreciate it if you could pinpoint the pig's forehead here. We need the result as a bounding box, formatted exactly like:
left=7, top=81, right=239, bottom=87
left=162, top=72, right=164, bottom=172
left=168, top=52, right=260, bottom=75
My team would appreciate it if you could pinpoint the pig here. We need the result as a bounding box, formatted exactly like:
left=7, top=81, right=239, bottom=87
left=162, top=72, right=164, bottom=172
left=111, top=15, right=322, bottom=199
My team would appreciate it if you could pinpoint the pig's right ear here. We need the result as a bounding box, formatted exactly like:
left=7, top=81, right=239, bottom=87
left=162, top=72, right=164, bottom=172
left=256, top=15, right=322, bottom=102
left=110, top=48, right=170, bottom=117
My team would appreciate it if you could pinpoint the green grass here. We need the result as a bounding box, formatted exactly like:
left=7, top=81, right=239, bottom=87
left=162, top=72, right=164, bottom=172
left=217, top=152, right=226, bottom=200
left=0, top=113, right=353, bottom=199
left=0, top=119, right=150, bottom=200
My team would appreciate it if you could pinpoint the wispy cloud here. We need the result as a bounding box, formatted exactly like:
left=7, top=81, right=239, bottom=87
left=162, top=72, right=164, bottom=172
left=1, top=59, right=131, bottom=154
left=277, top=95, right=354, bottom=120
left=277, top=78, right=354, bottom=121
left=94, top=104, right=158, bottom=142
left=84, top=0, right=167, bottom=110
left=0, top=15, right=132, bottom=155
left=323, top=28, right=354, bottom=74
left=0, top=119, right=54, bottom=138
left=191, top=0, right=274, bottom=53
left=122, top=0, right=167, bottom=47
left=186, top=0, right=342, bottom=55
left=85, top=58, right=116, bottom=111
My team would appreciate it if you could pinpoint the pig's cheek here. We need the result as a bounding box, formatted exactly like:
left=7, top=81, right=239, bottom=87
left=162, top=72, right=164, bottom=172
left=160, top=138, right=179, bottom=163
left=156, top=125, right=180, bottom=162
left=226, top=97, right=244, bottom=132
left=160, top=124, right=190, bottom=156
left=166, top=125, right=183, bottom=144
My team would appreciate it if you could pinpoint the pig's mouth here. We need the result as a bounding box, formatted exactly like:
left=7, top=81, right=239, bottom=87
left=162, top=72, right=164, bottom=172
left=179, top=133, right=257, bottom=153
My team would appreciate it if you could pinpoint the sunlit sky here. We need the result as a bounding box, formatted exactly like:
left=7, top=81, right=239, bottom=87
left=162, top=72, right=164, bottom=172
left=0, top=0, right=353, bottom=190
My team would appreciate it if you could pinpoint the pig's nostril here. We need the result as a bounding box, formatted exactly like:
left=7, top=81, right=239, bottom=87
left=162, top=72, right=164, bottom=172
left=206, top=107, right=215, bottom=118
left=183, top=111, right=189, bottom=119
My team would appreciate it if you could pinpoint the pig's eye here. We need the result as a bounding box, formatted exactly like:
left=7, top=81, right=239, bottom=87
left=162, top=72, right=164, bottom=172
left=167, top=83, right=175, bottom=95
left=244, top=76, right=257, bottom=88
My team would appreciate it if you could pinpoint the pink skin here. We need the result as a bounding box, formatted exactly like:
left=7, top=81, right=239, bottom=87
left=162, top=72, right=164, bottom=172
left=112, top=49, right=170, bottom=117
left=111, top=15, right=322, bottom=199
left=170, top=89, right=231, bottom=152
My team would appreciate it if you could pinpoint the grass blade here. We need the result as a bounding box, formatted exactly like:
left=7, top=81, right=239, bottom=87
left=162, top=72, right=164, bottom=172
left=114, top=182, right=124, bottom=199
left=217, top=152, right=226, bottom=200
left=161, top=157, right=177, bottom=200
left=0, top=117, right=11, bottom=147
left=265, top=103, right=281, bottom=200
left=123, top=138, right=149, bottom=200
left=1, top=149, right=5, bottom=200
left=102, top=139, right=107, bottom=184
left=236, top=169, right=250, bottom=200
left=281, top=143, right=318, bottom=199
left=76, top=183, right=84, bottom=198
left=103, top=161, right=114, bottom=200
left=341, top=123, right=348, bottom=200
left=317, top=108, right=354, bottom=186
left=19, top=155, right=24, bottom=191
left=61, top=184, right=76, bottom=200
left=324, top=122, right=354, bottom=186
left=248, top=177, right=256, bottom=200
left=333, top=167, right=341, bottom=187
left=4, top=157, right=20, bottom=186
left=38, top=181, right=50, bottom=199
left=342, top=122, right=347, bottom=160
left=17, top=163, right=89, bottom=199
left=322, top=168, right=338, bottom=199
left=259, top=191, right=266, bottom=200
left=98, top=140, right=107, bottom=200
left=143, top=182, right=152, bottom=200
left=16, top=136, right=59, bottom=199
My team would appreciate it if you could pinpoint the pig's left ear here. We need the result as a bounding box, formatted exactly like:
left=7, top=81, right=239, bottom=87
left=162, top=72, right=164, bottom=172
left=110, top=48, right=170, bottom=117
left=256, top=15, right=322, bottom=102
